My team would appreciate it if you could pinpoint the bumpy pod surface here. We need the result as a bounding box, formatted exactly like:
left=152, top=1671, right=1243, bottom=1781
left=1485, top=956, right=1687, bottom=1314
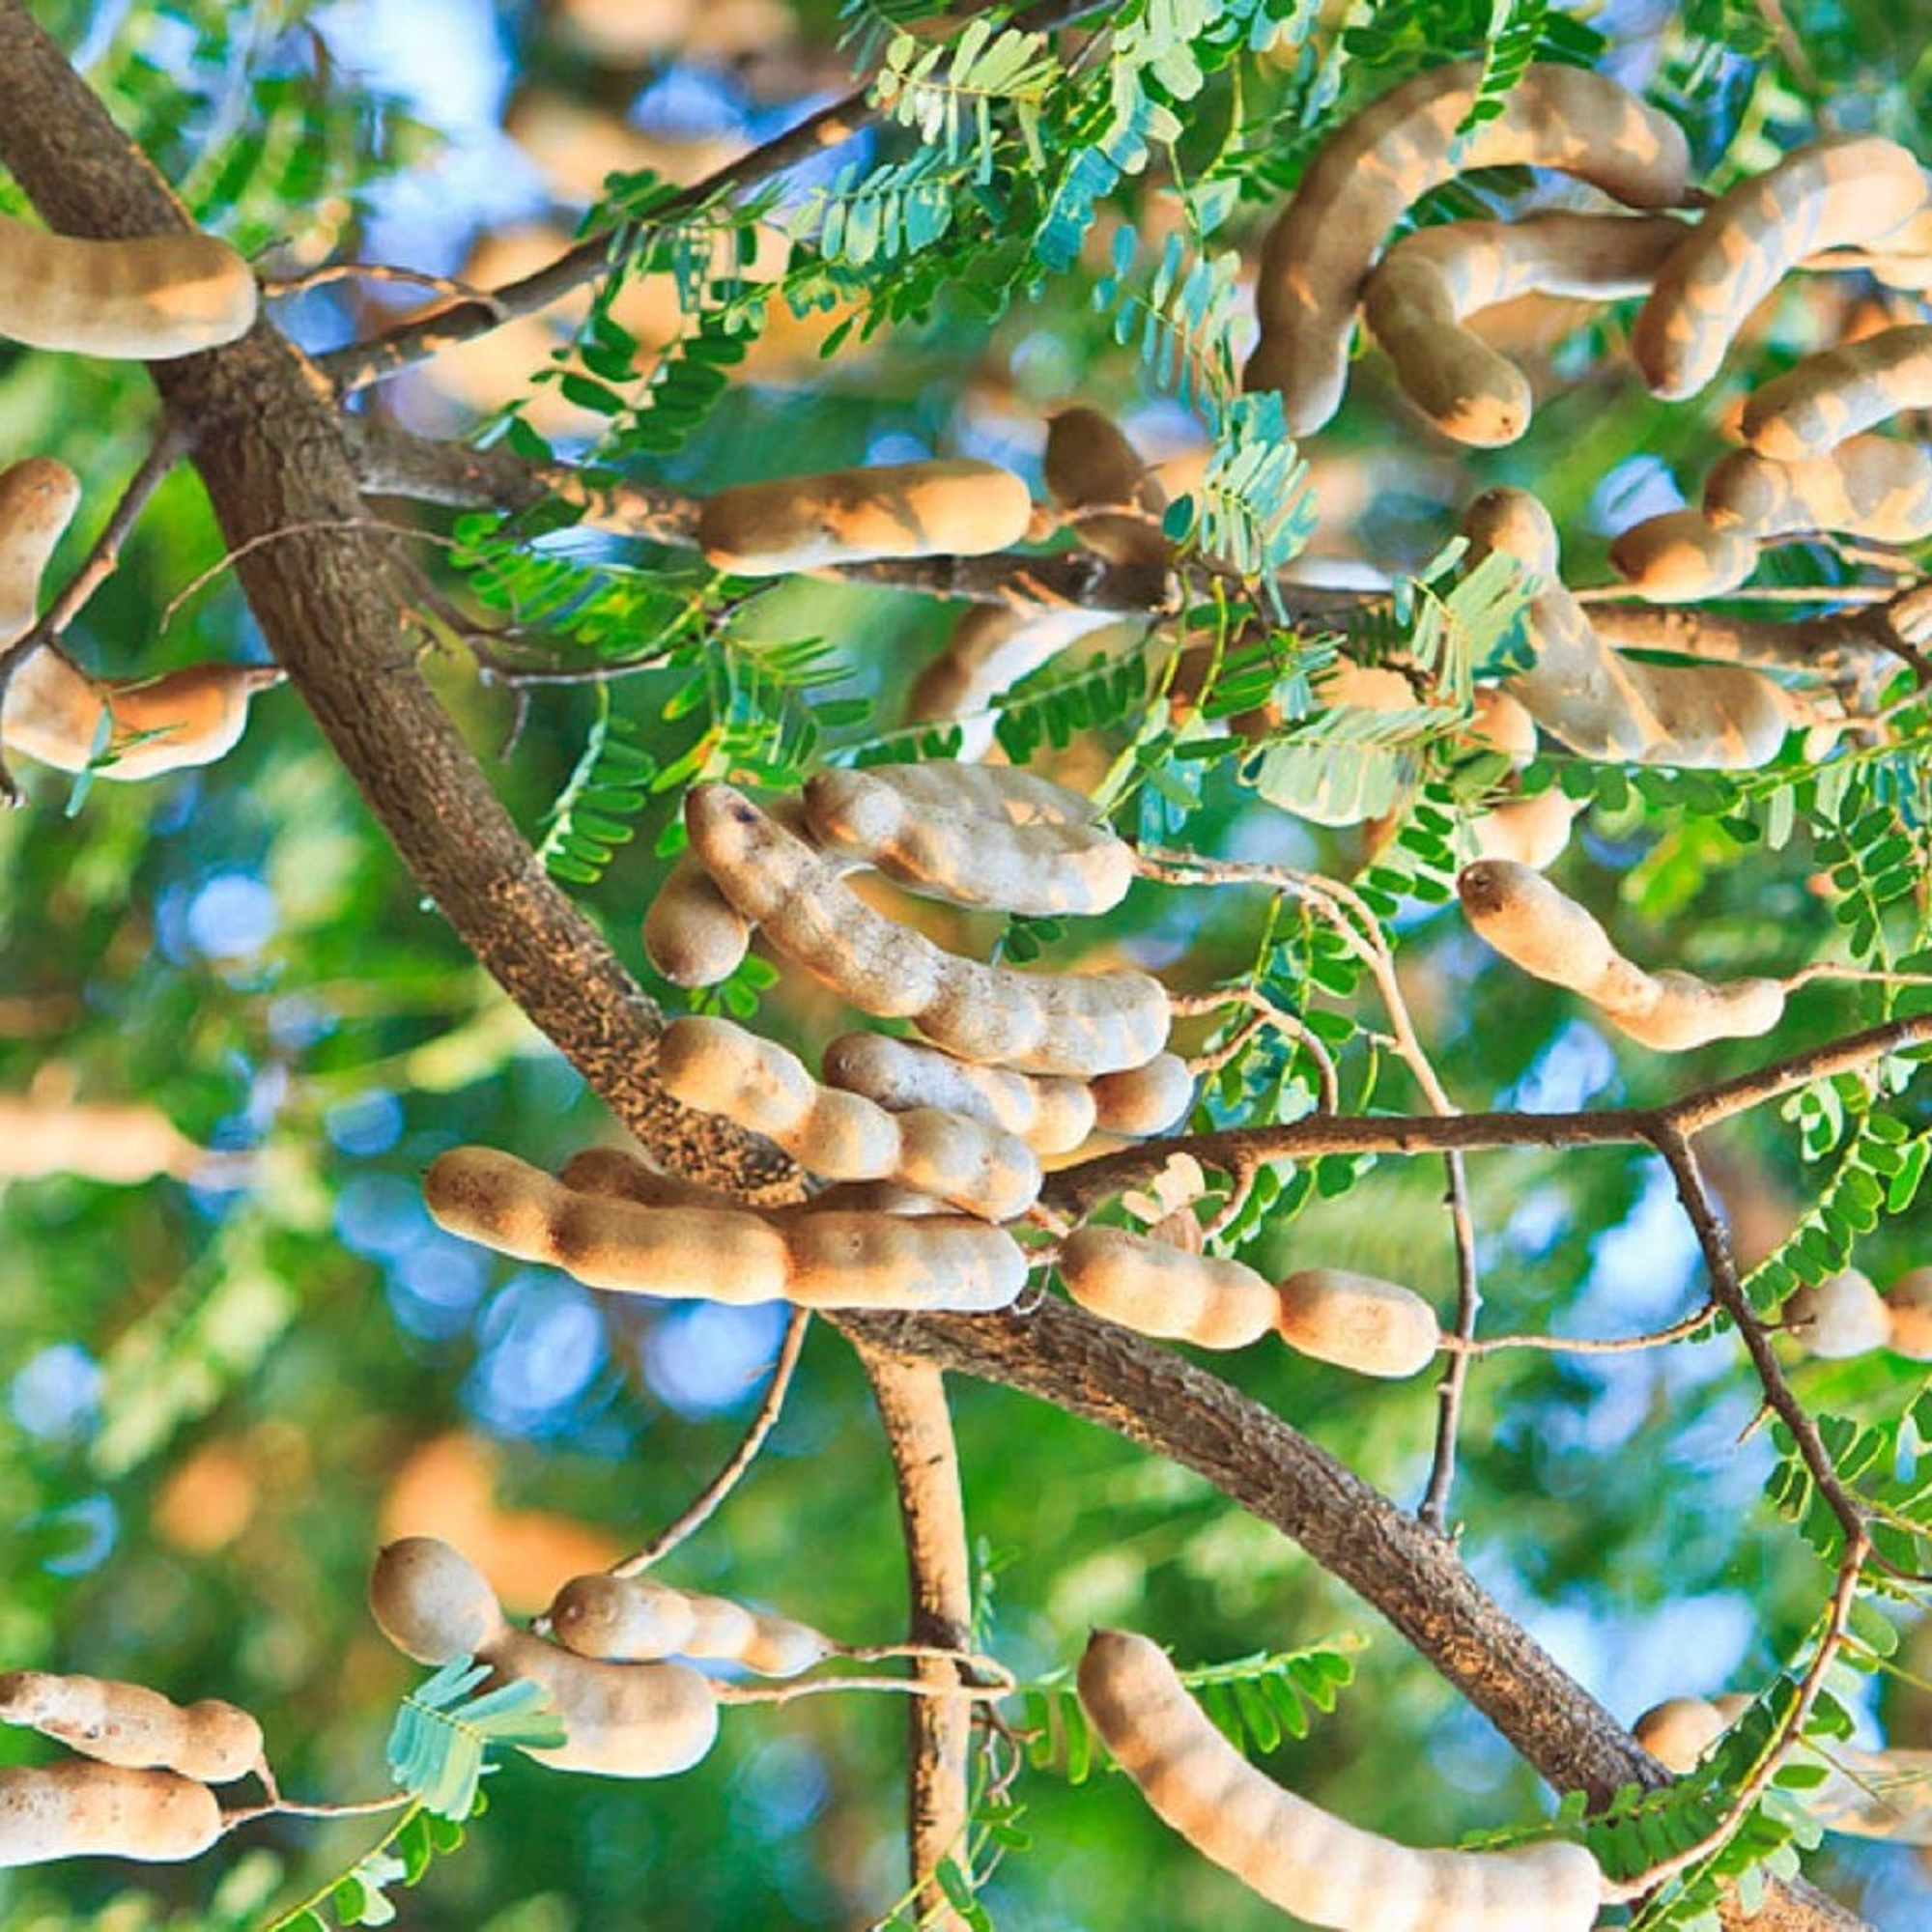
left=1783, top=1270, right=1890, bottom=1359
left=1464, top=488, right=1800, bottom=768
left=1244, top=60, right=1690, bottom=435
left=696, top=460, right=1032, bottom=575
left=1703, top=437, right=1932, bottom=544
left=424, top=1146, right=1026, bottom=1310
left=1459, top=859, right=1785, bottom=1050
left=1077, top=1630, right=1604, bottom=1931
left=684, top=784, right=1171, bottom=1075
left=1365, top=212, right=1686, bottom=444
left=1634, top=136, right=1926, bottom=401
left=1043, top=407, right=1169, bottom=565
left=1462, top=686, right=1578, bottom=870
left=658, top=1014, right=1041, bottom=1219
left=803, top=764, right=1135, bottom=916
left=5, top=657, right=278, bottom=781
left=0, top=1673, right=260, bottom=1784
left=1274, top=1268, right=1440, bottom=1378
left=1608, top=508, right=1760, bottom=604
left=1089, top=1053, right=1196, bottom=1137
left=1059, top=1227, right=1278, bottom=1349
left=0, top=1762, right=223, bottom=1868
left=1743, top=324, right=1932, bottom=461
left=369, top=1535, right=509, bottom=1664
left=550, top=1575, right=835, bottom=1678
left=820, top=1031, right=1096, bottom=1155
left=906, top=605, right=1119, bottom=756
left=0, top=214, right=257, bottom=359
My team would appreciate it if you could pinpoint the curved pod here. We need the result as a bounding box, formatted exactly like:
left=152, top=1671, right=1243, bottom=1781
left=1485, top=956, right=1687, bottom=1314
left=820, top=1032, right=1097, bottom=1155
left=0, top=1762, right=223, bottom=1868
left=1703, top=438, right=1932, bottom=545
left=1059, top=1226, right=1278, bottom=1349
left=0, top=1672, right=260, bottom=1784
left=550, top=1575, right=835, bottom=1678
left=1743, top=325, right=1932, bottom=461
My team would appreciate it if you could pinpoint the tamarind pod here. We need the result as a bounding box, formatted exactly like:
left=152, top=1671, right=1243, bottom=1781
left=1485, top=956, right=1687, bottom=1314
left=1364, top=212, right=1687, bottom=444
left=0, top=458, right=81, bottom=640
left=1607, top=509, right=1760, bottom=604
left=1088, top=1053, right=1194, bottom=1137
left=1783, top=1269, right=1890, bottom=1359
left=1468, top=787, right=1581, bottom=870
left=1465, top=685, right=1537, bottom=760
left=1463, top=488, right=1800, bottom=767
left=906, top=606, right=1120, bottom=755
left=1457, top=859, right=1654, bottom=1012
left=1078, top=1630, right=1604, bottom=1931
left=0, top=1762, right=223, bottom=1867
left=1742, top=325, right=1932, bottom=461
left=659, top=1014, right=1041, bottom=1218
left=824, top=759, right=1092, bottom=826
left=550, top=1576, right=836, bottom=1677
left=1274, top=1267, right=1440, bottom=1378
left=642, top=793, right=831, bottom=989
left=1633, top=137, right=1927, bottom=401
left=0, top=1672, right=261, bottom=1784
left=1044, top=407, right=1169, bottom=565
left=1634, top=1696, right=1733, bottom=1774
left=820, top=1031, right=1096, bottom=1155
left=0, top=215, right=257, bottom=360
left=696, top=460, right=1032, bottom=575
left=804, top=765, right=1134, bottom=916
left=557, top=1146, right=743, bottom=1212
left=1703, top=437, right=1932, bottom=544
left=1885, top=1267, right=1932, bottom=1361
left=369, top=1536, right=510, bottom=1665
left=1059, top=1227, right=1278, bottom=1349
left=798, top=1179, right=947, bottom=1215
left=1243, top=61, right=1691, bottom=435
left=0, top=1095, right=207, bottom=1182
left=426, top=1146, right=1025, bottom=1309
left=684, top=784, right=1171, bottom=1075
left=1605, top=969, right=1784, bottom=1050
left=484, top=1629, right=720, bottom=1778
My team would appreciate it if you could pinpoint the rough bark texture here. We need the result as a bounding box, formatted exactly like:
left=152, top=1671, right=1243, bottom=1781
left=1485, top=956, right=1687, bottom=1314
left=0, top=9, right=1867, bottom=1926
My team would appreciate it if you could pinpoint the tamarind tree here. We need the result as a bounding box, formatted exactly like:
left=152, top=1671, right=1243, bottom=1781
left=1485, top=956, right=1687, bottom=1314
left=4, top=0, right=1932, bottom=1926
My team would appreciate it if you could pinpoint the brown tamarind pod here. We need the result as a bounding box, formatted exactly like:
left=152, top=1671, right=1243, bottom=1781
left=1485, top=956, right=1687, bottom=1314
left=1044, top=407, right=1169, bottom=565
left=1244, top=61, right=1691, bottom=435
left=657, top=1014, right=1042, bottom=1219
left=905, top=606, right=1120, bottom=756
left=1703, top=437, right=1932, bottom=545
left=1077, top=1630, right=1603, bottom=1930
left=1783, top=1270, right=1890, bottom=1359
left=696, top=460, right=1032, bottom=575
left=549, top=1575, right=837, bottom=1678
left=0, top=1762, right=224, bottom=1867
left=820, top=1031, right=1097, bottom=1155
left=0, top=457, right=80, bottom=640
left=1633, top=136, right=1926, bottom=401
left=683, top=784, right=1171, bottom=1076
left=1364, top=212, right=1687, bottom=445
left=1885, top=1268, right=1932, bottom=1360
left=1274, top=1268, right=1440, bottom=1378
left=1089, top=1053, right=1195, bottom=1137
left=1059, top=1226, right=1279, bottom=1349
left=1634, top=1696, right=1736, bottom=1774
left=803, top=763, right=1134, bottom=916
left=370, top=1535, right=511, bottom=1664
left=1461, top=686, right=1579, bottom=870
left=0, top=1672, right=261, bottom=1784
left=1607, top=508, right=1760, bottom=604
left=1743, top=325, right=1932, bottom=461
left=562, top=1145, right=947, bottom=1218
left=0, top=214, right=257, bottom=359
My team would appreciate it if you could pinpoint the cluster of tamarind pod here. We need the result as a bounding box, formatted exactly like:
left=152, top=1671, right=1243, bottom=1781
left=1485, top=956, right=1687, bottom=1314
left=1783, top=1266, right=1932, bottom=1361
left=1637, top=1693, right=1932, bottom=1846
left=0, top=1667, right=265, bottom=1867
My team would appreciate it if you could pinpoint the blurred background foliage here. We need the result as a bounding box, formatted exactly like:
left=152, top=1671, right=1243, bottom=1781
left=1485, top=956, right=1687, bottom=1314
left=3, top=0, right=1932, bottom=1926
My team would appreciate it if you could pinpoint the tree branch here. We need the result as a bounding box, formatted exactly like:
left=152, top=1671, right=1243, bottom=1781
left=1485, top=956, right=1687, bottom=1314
left=858, top=1348, right=976, bottom=1930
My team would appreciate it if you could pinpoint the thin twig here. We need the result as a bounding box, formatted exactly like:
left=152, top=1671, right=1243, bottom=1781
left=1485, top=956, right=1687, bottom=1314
left=1444, top=1302, right=1721, bottom=1356
left=220, top=1791, right=412, bottom=1831
left=1418, top=1149, right=1479, bottom=1537
left=610, top=1308, right=810, bottom=1578
left=262, top=262, right=509, bottom=310
left=712, top=1672, right=1010, bottom=1708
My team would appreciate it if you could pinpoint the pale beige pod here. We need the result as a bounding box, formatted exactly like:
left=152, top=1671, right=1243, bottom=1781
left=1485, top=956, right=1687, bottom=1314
left=1783, top=1270, right=1890, bottom=1359
left=0, top=1672, right=260, bottom=1784
left=557, top=1147, right=741, bottom=1213
left=803, top=764, right=1135, bottom=916
left=1885, top=1267, right=1932, bottom=1361
left=1463, top=686, right=1580, bottom=871
left=550, top=1576, right=836, bottom=1678
left=369, top=1535, right=510, bottom=1665
left=1089, top=1053, right=1195, bottom=1137
left=1634, top=1695, right=1732, bottom=1774
left=906, top=605, right=1120, bottom=758
left=1364, top=212, right=1687, bottom=445
left=683, top=784, right=1171, bottom=1076
left=696, top=461, right=1033, bottom=575
left=1243, top=60, right=1691, bottom=435
left=820, top=1032, right=1096, bottom=1155
left=0, top=1095, right=207, bottom=1183
left=1275, top=1267, right=1440, bottom=1378
left=0, top=1762, right=223, bottom=1868
left=0, top=457, right=81, bottom=640
left=657, top=1014, right=1041, bottom=1219
left=1607, top=509, right=1759, bottom=604
left=1077, top=1630, right=1604, bottom=1932
left=1743, top=325, right=1932, bottom=462
left=0, top=214, right=257, bottom=359
left=1059, top=1227, right=1278, bottom=1349
left=779, top=1211, right=1027, bottom=1312
left=1605, top=970, right=1785, bottom=1052
left=1633, top=136, right=1927, bottom=400
left=1703, top=438, right=1932, bottom=546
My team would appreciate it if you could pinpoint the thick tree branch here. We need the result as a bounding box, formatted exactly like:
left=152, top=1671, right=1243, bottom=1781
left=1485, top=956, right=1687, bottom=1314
left=858, top=1348, right=976, bottom=1930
